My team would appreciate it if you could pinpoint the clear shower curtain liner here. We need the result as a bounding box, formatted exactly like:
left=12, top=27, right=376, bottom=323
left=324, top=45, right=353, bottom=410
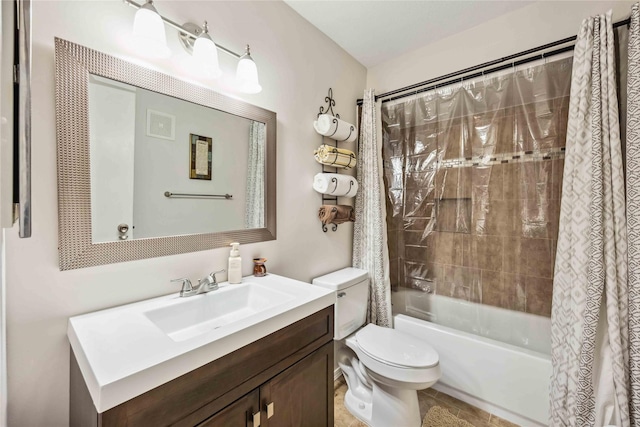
left=381, top=56, right=572, bottom=321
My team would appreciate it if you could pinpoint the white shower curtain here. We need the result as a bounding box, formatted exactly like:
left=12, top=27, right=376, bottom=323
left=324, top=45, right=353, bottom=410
left=353, top=89, right=392, bottom=327
left=550, top=10, right=630, bottom=427
left=626, top=4, right=640, bottom=426
left=244, top=121, right=265, bottom=229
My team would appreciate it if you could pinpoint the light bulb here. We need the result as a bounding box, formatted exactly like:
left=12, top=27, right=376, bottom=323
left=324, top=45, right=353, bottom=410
left=236, top=45, right=262, bottom=94
left=132, top=0, right=170, bottom=58
left=192, top=21, right=221, bottom=79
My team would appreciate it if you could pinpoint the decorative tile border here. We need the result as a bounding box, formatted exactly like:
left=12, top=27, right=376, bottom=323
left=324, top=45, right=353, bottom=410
left=441, top=146, right=566, bottom=169
left=385, top=147, right=566, bottom=173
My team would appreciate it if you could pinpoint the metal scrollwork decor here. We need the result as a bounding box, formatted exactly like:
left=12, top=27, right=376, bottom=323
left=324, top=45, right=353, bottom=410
left=318, top=87, right=340, bottom=119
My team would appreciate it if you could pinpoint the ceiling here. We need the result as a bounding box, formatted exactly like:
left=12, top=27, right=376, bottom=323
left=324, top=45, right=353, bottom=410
left=284, top=0, right=534, bottom=68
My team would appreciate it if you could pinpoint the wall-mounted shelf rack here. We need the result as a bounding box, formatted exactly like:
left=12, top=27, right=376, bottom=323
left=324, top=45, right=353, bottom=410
left=314, top=88, right=357, bottom=233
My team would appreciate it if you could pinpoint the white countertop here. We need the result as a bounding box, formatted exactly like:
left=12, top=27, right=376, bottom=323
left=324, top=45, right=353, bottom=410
left=68, top=274, right=335, bottom=413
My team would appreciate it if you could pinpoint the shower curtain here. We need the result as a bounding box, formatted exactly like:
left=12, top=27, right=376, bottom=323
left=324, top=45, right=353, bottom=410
left=626, top=4, right=640, bottom=426
left=244, top=121, right=265, bottom=229
left=550, top=11, right=630, bottom=426
left=353, top=89, right=392, bottom=327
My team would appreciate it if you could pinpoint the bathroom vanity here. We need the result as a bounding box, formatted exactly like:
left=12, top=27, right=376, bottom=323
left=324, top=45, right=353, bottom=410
left=57, top=38, right=338, bottom=426
left=68, top=275, right=335, bottom=426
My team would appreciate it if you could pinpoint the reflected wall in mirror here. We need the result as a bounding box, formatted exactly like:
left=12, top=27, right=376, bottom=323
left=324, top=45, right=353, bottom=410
left=88, top=75, right=266, bottom=243
left=55, top=38, right=276, bottom=270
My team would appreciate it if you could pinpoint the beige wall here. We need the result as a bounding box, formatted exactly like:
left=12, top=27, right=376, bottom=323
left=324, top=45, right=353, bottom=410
left=367, top=1, right=636, bottom=93
left=5, top=1, right=365, bottom=425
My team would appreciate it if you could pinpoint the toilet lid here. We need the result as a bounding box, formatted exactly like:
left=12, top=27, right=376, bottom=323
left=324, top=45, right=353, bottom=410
left=355, top=324, right=439, bottom=369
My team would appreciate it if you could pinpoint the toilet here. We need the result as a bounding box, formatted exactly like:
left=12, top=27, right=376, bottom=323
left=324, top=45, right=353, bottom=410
left=312, top=267, right=441, bottom=427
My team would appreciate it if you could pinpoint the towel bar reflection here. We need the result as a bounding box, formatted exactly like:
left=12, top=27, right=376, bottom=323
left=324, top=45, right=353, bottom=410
left=164, top=191, right=232, bottom=199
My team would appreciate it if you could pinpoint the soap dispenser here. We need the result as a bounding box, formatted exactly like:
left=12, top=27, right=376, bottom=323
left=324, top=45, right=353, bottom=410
left=228, top=242, right=242, bottom=284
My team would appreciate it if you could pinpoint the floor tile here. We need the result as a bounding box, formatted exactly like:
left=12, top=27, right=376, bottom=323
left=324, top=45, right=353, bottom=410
left=435, top=392, right=491, bottom=421
left=489, top=414, right=521, bottom=427
left=457, top=409, right=493, bottom=427
left=420, top=393, right=460, bottom=417
left=422, top=387, right=439, bottom=397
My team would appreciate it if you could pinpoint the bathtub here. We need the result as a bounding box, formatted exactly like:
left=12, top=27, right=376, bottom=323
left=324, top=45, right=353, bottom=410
left=392, top=289, right=551, bottom=427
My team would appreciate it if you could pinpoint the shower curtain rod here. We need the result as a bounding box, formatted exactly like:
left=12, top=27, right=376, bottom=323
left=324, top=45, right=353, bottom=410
left=356, top=17, right=630, bottom=106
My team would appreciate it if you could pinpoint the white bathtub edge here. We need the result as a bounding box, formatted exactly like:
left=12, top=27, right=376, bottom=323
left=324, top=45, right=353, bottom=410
left=395, top=314, right=551, bottom=361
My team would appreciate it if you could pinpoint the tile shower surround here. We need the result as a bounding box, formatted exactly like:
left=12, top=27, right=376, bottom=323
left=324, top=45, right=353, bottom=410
left=383, top=91, right=570, bottom=318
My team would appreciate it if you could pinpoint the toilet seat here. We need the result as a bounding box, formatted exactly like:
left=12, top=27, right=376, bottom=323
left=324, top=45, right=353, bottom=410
left=344, top=328, right=441, bottom=389
left=355, top=324, right=439, bottom=369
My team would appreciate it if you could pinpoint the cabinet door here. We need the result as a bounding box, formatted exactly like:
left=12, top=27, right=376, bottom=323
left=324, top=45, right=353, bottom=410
left=260, top=341, right=333, bottom=427
left=198, top=389, right=260, bottom=427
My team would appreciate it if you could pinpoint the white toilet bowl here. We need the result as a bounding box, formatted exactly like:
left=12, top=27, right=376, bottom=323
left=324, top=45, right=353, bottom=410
left=311, top=267, right=441, bottom=427
left=338, top=324, right=441, bottom=427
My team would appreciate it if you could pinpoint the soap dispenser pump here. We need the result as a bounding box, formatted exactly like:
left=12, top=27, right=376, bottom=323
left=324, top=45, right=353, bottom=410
left=228, top=242, right=242, bottom=284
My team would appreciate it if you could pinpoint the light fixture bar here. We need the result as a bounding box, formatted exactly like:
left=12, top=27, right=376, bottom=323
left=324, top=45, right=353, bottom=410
left=122, top=0, right=241, bottom=59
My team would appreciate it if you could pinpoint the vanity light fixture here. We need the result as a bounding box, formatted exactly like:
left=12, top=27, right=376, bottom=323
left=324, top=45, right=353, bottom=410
left=123, top=0, right=262, bottom=93
left=192, top=21, right=221, bottom=79
left=131, top=0, right=170, bottom=58
left=236, top=45, right=262, bottom=94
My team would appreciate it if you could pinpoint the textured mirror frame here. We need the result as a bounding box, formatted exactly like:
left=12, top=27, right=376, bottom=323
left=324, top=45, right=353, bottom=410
left=54, top=38, right=276, bottom=270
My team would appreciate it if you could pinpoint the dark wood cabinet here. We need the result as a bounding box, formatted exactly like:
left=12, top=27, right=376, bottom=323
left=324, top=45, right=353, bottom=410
left=260, top=343, right=333, bottom=427
left=70, top=306, right=334, bottom=427
left=198, top=342, right=333, bottom=427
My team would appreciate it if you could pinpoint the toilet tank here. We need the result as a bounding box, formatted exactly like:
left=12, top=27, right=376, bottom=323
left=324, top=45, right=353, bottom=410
left=312, top=267, right=369, bottom=340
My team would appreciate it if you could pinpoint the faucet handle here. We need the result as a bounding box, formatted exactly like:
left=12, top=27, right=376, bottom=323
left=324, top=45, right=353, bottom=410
left=171, top=278, right=194, bottom=297
left=210, top=269, right=226, bottom=285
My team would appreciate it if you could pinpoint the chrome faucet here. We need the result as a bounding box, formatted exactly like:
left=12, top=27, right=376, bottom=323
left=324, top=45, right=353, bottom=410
left=170, top=278, right=196, bottom=297
left=171, top=270, right=226, bottom=297
left=196, top=269, right=226, bottom=293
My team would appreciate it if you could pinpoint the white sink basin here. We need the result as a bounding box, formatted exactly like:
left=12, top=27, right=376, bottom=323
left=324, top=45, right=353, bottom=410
left=144, top=283, right=295, bottom=342
left=67, top=274, right=334, bottom=413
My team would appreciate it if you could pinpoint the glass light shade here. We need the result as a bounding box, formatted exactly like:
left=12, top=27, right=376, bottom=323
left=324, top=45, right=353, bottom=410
left=193, top=34, right=222, bottom=79
left=236, top=54, right=262, bottom=94
left=132, top=5, right=170, bottom=58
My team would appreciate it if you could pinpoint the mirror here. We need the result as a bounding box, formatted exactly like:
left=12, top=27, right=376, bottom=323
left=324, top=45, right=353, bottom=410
left=88, top=75, right=265, bottom=242
left=55, top=38, right=276, bottom=270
